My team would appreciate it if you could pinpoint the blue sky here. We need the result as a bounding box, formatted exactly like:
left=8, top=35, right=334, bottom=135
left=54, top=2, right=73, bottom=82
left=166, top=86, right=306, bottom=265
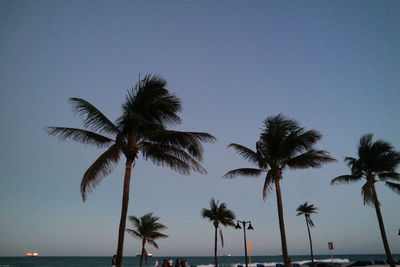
left=0, top=0, right=399, bottom=257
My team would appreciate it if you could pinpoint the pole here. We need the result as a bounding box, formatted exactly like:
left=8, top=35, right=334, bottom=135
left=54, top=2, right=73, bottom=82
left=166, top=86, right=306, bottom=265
left=243, top=224, right=248, bottom=267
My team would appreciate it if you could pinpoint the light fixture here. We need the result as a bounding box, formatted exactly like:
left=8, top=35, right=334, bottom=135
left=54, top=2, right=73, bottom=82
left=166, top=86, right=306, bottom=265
left=235, top=222, right=241, bottom=229
left=247, top=223, right=254, bottom=230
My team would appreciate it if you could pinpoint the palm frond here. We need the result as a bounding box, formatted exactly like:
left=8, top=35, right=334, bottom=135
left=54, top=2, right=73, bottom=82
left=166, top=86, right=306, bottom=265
left=80, top=144, right=121, bottom=201
left=331, top=175, right=361, bottom=185
left=385, top=181, right=400, bottom=195
left=147, top=240, right=159, bottom=249
left=68, top=98, right=119, bottom=135
left=47, top=127, right=114, bottom=147
left=263, top=170, right=274, bottom=201
left=202, top=198, right=235, bottom=228
left=220, top=229, right=224, bottom=248
left=223, top=168, right=263, bottom=179
left=142, top=143, right=207, bottom=174
left=281, top=129, right=322, bottom=157
left=148, top=130, right=216, bottom=160
left=227, top=143, right=261, bottom=164
left=378, top=172, right=400, bottom=181
left=121, top=74, right=182, bottom=127
left=285, top=149, right=336, bottom=169
left=126, top=229, right=142, bottom=239
left=306, top=216, right=315, bottom=228
left=361, top=181, right=375, bottom=206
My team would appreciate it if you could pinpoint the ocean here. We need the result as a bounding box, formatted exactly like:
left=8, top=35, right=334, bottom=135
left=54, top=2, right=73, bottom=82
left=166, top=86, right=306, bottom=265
left=0, top=255, right=399, bottom=267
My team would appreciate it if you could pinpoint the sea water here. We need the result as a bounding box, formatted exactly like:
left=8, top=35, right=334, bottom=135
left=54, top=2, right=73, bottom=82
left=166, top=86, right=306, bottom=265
left=0, top=255, right=398, bottom=267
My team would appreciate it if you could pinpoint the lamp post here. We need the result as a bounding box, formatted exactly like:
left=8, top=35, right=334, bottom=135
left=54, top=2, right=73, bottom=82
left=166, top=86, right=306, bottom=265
left=235, top=220, right=254, bottom=267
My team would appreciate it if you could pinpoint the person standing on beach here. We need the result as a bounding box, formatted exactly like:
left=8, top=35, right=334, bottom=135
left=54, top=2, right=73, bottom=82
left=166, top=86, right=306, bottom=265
left=112, top=255, right=117, bottom=267
left=168, top=258, right=173, bottom=267
left=175, top=259, right=180, bottom=267
left=155, top=259, right=160, bottom=267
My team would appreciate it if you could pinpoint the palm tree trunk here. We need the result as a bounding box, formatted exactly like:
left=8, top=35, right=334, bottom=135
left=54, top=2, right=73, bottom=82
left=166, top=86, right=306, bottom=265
left=371, top=184, right=395, bottom=267
left=305, top=218, right=314, bottom=263
left=116, top=158, right=134, bottom=267
left=275, top=180, right=289, bottom=267
left=140, top=241, right=145, bottom=267
left=214, top=226, right=218, bottom=267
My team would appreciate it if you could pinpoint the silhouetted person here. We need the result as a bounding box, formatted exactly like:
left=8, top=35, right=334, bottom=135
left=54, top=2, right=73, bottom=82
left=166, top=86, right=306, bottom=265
left=112, top=255, right=117, bottom=267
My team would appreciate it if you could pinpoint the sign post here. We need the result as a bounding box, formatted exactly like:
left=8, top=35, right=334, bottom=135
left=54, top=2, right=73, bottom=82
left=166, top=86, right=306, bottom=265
left=328, top=242, right=334, bottom=263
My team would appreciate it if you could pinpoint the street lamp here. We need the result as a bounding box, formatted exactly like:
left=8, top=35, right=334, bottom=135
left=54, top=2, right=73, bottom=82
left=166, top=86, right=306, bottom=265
left=235, top=220, right=254, bottom=267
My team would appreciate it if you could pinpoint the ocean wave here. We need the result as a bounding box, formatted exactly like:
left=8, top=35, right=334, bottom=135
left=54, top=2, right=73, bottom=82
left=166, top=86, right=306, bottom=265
left=196, top=258, right=350, bottom=267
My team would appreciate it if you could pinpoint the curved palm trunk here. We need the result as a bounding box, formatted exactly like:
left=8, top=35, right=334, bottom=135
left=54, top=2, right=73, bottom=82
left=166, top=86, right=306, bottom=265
left=116, top=158, right=134, bottom=267
left=214, top=225, right=218, bottom=267
left=371, top=185, right=395, bottom=267
left=275, top=180, right=289, bottom=267
left=305, top=218, right=314, bottom=263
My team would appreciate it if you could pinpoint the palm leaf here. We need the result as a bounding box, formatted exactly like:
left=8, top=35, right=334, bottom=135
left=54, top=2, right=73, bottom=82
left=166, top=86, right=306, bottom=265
left=148, top=130, right=216, bottom=160
left=306, top=216, right=315, bottom=228
left=385, top=181, right=400, bottom=194
left=220, top=229, right=224, bottom=248
left=285, top=149, right=336, bottom=169
left=263, top=170, right=274, bottom=200
left=361, top=182, right=375, bottom=206
left=227, top=143, right=261, bottom=164
left=68, top=98, right=119, bottom=135
left=378, top=172, right=400, bottom=181
left=126, top=229, right=142, bottom=239
left=47, top=127, right=114, bottom=147
left=142, top=143, right=207, bottom=174
left=223, top=168, right=263, bottom=179
left=147, top=240, right=159, bottom=249
left=121, top=74, right=182, bottom=126
left=331, top=175, right=361, bottom=185
left=80, top=144, right=121, bottom=201
left=281, top=129, right=322, bottom=158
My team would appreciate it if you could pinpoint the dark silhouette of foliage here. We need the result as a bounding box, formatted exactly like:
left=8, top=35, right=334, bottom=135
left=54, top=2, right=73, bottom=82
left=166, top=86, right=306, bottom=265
left=201, top=198, right=236, bottom=267
left=296, top=202, right=318, bottom=262
left=127, top=213, right=168, bottom=267
left=48, top=74, right=216, bottom=267
left=224, top=114, right=335, bottom=267
left=331, top=134, right=400, bottom=267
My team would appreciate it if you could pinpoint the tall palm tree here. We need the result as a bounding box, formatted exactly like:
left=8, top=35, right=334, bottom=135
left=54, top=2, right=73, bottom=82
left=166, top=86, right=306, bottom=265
left=127, top=213, right=168, bottom=267
left=331, top=134, right=400, bottom=267
left=224, top=114, right=335, bottom=267
left=47, top=74, right=216, bottom=267
left=201, top=198, right=236, bottom=267
left=296, top=202, right=318, bottom=263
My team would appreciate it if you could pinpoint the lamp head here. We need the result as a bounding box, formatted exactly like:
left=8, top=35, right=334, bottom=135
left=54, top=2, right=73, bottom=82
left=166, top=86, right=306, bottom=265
left=247, top=223, right=254, bottom=230
left=235, top=222, right=241, bottom=229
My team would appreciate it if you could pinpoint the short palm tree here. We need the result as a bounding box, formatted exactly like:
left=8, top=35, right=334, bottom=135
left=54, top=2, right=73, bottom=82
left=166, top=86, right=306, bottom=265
left=331, top=134, right=400, bottom=267
left=224, top=114, right=335, bottom=267
left=47, top=74, right=216, bottom=267
left=127, top=213, right=168, bottom=267
left=201, top=198, right=236, bottom=267
left=296, top=202, right=318, bottom=263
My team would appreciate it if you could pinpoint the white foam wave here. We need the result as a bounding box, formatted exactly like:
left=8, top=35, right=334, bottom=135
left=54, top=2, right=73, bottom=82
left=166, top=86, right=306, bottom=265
left=196, top=258, right=350, bottom=267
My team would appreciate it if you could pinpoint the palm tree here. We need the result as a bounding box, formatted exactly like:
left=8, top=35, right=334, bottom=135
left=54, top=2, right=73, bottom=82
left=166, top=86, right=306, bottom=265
left=201, top=198, right=236, bottom=267
left=224, top=114, right=335, bottom=267
left=296, top=202, right=318, bottom=263
left=331, top=134, right=400, bottom=267
left=127, top=213, right=168, bottom=267
left=47, top=74, right=216, bottom=267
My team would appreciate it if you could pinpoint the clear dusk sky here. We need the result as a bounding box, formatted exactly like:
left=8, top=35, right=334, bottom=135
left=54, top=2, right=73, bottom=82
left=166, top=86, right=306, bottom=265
left=0, top=0, right=399, bottom=257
